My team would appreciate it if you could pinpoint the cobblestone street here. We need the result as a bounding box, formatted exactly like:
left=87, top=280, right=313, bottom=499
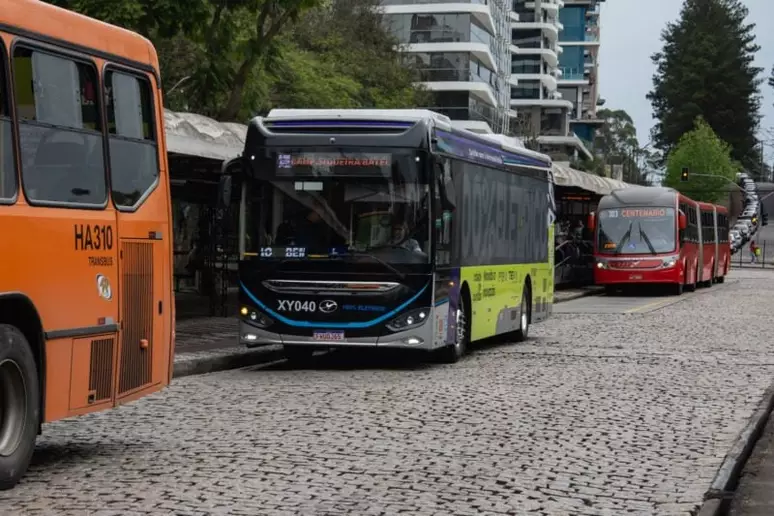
left=2, top=270, right=774, bottom=515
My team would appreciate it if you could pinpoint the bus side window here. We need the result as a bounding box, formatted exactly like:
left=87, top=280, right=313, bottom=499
left=0, top=44, right=14, bottom=201
left=13, top=47, right=106, bottom=205
left=105, top=70, right=158, bottom=209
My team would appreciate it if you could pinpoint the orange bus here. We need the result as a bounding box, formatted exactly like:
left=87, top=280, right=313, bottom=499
left=0, top=0, right=174, bottom=489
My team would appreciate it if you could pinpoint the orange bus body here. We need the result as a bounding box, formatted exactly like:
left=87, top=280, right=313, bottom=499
left=0, top=0, right=174, bottom=425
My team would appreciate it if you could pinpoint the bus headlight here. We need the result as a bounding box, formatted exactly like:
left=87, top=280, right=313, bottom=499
left=386, top=308, right=429, bottom=332
left=596, top=260, right=608, bottom=269
left=240, top=306, right=273, bottom=328
left=662, top=257, right=678, bottom=268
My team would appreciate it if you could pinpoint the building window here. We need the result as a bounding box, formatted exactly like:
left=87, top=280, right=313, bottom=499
left=512, top=57, right=541, bottom=74
left=105, top=70, right=158, bottom=209
left=0, top=45, right=15, bottom=201
left=385, top=13, right=494, bottom=45
left=511, top=80, right=540, bottom=100
left=13, top=47, right=106, bottom=205
left=512, top=29, right=541, bottom=48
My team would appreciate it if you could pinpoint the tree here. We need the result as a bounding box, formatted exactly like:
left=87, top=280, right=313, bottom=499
left=648, top=0, right=762, bottom=176
left=47, top=0, right=324, bottom=120
left=268, top=0, right=431, bottom=111
left=592, top=108, right=651, bottom=184
left=46, top=0, right=429, bottom=120
left=508, top=113, right=540, bottom=151
left=663, top=117, right=738, bottom=203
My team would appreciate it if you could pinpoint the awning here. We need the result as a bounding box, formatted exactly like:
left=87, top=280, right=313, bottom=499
left=164, top=109, right=246, bottom=161
left=552, top=162, right=640, bottom=195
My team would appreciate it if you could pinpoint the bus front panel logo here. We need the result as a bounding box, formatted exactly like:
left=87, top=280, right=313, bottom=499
left=319, top=300, right=338, bottom=313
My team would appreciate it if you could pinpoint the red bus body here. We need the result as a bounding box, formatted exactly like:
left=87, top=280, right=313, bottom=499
left=590, top=188, right=730, bottom=293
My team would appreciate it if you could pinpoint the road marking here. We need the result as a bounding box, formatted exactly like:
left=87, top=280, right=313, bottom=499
left=624, top=296, right=683, bottom=314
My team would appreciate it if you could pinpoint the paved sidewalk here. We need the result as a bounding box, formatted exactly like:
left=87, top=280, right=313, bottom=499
left=728, top=411, right=774, bottom=515
left=171, top=286, right=604, bottom=378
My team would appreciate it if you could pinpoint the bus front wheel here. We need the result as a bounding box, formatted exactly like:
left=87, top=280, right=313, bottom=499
left=438, top=293, right=469, bottom=364
left=0, top=324, right=40, bottom=491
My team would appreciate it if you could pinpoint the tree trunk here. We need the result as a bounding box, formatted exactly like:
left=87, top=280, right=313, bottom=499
left=219, top=56, right=258, bottom=121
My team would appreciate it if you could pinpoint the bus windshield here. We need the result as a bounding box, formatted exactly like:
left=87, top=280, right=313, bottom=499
left=597, top=207, right=677, bottom=255
left=244, top=148, right=430, bottom=264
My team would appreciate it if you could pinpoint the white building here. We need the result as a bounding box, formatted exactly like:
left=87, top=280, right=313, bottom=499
left=380, top=0, right=513, bottom=134
left=510, top=0, right=605, bottom=163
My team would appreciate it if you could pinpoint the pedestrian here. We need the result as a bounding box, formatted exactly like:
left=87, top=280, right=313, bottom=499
left=750, top=240, right=758, bottom=263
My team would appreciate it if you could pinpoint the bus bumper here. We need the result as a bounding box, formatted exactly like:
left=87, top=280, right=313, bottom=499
left=239, top=318, right=440, bottom=351
left=594, top=264, right=682, bottom=285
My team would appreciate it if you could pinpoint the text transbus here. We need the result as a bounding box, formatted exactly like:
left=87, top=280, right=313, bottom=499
left=0, top=0, right=174, bottom=489
left=224, top=109, right=555, bottom=363
left=589, top=187, right=729, bottom=294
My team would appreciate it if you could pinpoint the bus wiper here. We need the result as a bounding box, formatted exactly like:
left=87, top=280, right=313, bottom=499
left=638, top=224, right=657, bottom=255
left=344, top=249, right=405, bottom=279
left=613, top=221, right=634, bottom=255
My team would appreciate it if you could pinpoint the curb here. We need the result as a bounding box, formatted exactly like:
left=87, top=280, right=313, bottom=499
left=697, top=383, right=774, bottom=516
left=554, top=287, right=604, bottom=304
left=172, top=346, right=284, bottom=379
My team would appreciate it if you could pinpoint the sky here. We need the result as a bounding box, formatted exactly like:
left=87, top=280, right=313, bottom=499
left=598, top=0, right=774, bottom=160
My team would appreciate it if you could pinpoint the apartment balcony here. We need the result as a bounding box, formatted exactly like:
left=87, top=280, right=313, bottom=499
left=510, top=45, right=559, bottom=67
left=510, top=73, right=558, bottom=92
left=557, top=66, right=588, bottom=84
left=381, top=1, right=496, bottom=35
left=511, top=20, right=559, bottom=41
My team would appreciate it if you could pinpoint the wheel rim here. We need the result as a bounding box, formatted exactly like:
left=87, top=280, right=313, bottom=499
left=0, top=358, right=27, bottom=457
left=520, top=294, right=528, bottom=333
left=454, top=300, right=466, bottom=354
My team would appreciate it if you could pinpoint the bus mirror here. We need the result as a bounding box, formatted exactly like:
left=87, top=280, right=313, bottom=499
left=678, top=211, right=687, bottom=230
left=587, top=212, right=595, bottom=231
left=217, top=175, right=232, bottom=210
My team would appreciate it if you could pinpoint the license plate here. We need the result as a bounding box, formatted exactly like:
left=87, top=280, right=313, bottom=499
left=629, top=274, right=643, bottom=280
left=313, top=330, right=345, bottom=342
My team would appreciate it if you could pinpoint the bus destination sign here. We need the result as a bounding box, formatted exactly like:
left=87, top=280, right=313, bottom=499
left=621, top=208, right=668, bottom=218
left=277, top=153, right=391, bottom=173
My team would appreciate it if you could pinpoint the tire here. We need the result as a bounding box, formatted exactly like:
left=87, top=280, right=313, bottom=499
left=673, top=282, right=684, bottom=295
left=0, top=324, right=40, bottom=491
left=438, top=293, right=469, bottom=364
left=685, top=264, right=697, bottom=292
left=282, top=345, right=315, bottom=365
left=513, top=284, right=531, bottom=343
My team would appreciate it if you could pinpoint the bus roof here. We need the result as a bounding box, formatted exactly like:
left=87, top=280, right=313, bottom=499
left=262, top=108, right=552, bottom=168
left=600, top=186, right=678, bottom=208
left=2, top=0, right=158, bottom=74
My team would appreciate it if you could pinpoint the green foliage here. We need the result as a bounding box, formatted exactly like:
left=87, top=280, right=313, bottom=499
left=648, top=0, right=763, bottom=175
left=46, top=0, right=428, bottom=122
left=592, top=108, right=653, bottom=184
left=663, top=117, right=738, bottom=203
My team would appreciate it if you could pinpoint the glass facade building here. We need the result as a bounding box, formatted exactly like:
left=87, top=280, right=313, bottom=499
left=509, top=0, right=605, bottom=161
left=381, top=0, right=512, bottom=134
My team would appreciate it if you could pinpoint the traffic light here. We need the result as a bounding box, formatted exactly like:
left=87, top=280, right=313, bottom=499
left=763, top=213, right=769, bottom=226
left=680, top=167, right=689, bottom=182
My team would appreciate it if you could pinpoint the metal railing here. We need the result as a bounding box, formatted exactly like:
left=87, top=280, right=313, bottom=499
left=731, top=239, right=774, bottom=268
left=554, top=239, right=595, bottom=287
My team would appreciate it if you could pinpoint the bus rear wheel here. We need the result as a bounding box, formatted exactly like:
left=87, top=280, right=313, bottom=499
left=0, top=324, right=39, bottom=491
left=513, top=284, right=531, bottom=342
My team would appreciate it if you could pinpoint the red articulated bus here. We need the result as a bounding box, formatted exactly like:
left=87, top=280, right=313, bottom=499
left=588, top=187, right=730, bottom=295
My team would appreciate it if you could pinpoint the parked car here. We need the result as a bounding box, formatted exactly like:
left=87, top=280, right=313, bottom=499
left=734, top=222, right=751, bottom=240
left=730, top=229, right=743, bottom=251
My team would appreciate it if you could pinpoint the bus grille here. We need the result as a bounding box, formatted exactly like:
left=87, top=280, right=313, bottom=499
left=119, top=241, right=154, bottom=395
left=609, top=259, right=662, bottom=269
left=89, top=337, right=114, bottom=403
